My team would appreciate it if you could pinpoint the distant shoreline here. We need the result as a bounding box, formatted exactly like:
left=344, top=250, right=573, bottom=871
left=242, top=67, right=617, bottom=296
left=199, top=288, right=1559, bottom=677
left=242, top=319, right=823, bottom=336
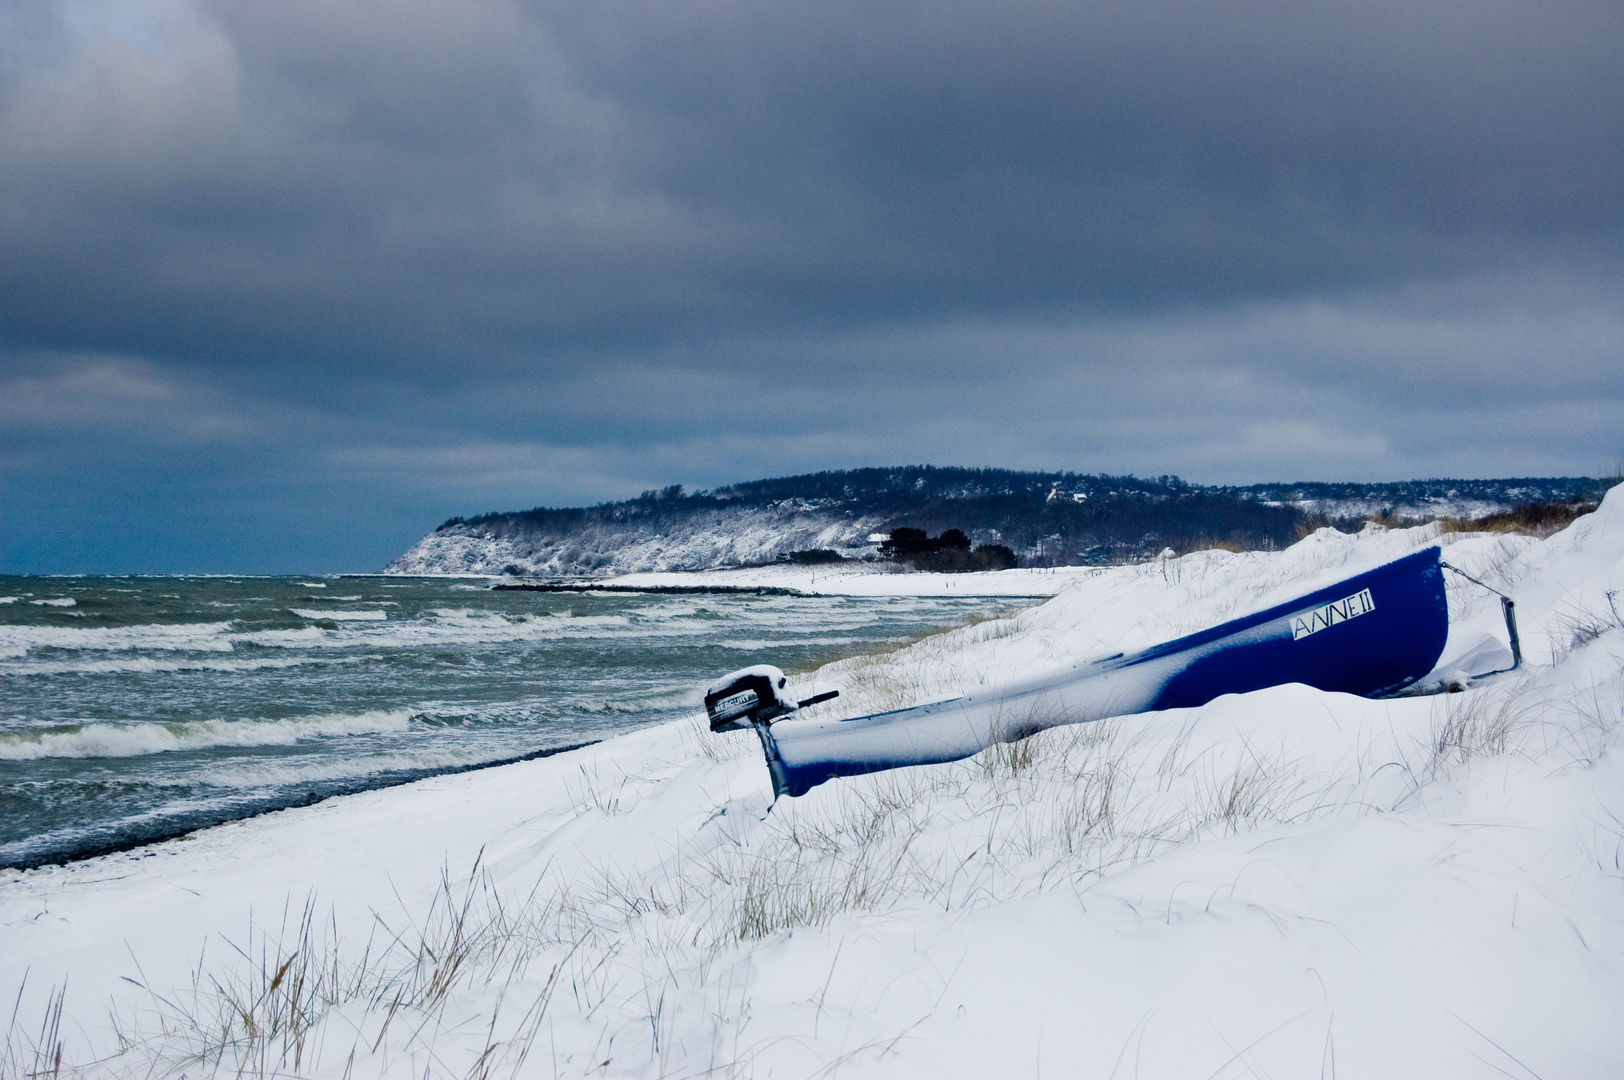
left=492, top=582, right=809, bottom=596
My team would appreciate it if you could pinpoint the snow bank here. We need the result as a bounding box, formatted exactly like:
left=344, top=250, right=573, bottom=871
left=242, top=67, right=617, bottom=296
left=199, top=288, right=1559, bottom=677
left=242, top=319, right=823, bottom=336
left=4, top=491, right=1622, bottom=1078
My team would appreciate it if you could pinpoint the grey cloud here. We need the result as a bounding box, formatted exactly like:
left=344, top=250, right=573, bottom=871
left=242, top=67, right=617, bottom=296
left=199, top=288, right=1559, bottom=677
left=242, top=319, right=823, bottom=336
left=289, top=283, right=1622, bottom=490
left=6, top=0, right=1619, bottom=371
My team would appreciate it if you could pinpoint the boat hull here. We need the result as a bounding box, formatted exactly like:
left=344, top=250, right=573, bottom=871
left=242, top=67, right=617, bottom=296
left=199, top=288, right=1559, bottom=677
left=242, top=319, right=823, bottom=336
left=758, top=546, right=1449, bottom=798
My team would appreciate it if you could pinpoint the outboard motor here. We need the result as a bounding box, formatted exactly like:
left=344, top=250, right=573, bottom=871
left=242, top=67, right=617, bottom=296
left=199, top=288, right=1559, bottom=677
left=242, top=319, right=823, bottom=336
left=704, top=665, right=838, bottom=795
left=705, top=665, right=840, bottom=731
left=705, top=665, right=798, bottom=731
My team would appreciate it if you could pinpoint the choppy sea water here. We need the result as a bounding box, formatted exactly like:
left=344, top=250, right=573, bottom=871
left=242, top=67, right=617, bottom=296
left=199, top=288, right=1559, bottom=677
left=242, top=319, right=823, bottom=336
left=0, top=575, right=1030, bottom=869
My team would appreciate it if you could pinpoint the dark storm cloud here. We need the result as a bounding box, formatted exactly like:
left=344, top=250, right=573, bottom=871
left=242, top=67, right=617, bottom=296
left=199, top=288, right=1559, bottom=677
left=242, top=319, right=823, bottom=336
left=2, top=0, right=1620, bottom=571
left=7, top=0, right=1620, bottom=363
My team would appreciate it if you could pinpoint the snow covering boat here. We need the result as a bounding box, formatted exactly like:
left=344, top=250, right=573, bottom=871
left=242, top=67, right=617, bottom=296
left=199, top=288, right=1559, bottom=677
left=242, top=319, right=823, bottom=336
left=708, top=546, right=1452, bottom=798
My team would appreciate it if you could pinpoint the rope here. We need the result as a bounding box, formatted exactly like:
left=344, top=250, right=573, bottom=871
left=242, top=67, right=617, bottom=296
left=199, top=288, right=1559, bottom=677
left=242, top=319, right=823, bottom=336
left=1438, top=560, right=1522, bottom=673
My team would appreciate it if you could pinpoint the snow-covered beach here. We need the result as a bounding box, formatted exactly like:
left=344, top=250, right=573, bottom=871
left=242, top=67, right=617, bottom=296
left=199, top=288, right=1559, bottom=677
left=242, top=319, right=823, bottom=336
left=603, top=563, right=1100, bottom=597
left=5, top=491, right=1622, bottom=1077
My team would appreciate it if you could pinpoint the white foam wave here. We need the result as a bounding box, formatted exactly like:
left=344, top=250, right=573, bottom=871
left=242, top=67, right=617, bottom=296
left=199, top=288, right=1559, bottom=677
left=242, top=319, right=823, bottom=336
left=229, top=627, right=330, bottom=647
left=428, top=608, right=541, bottom=620
left=413, top=609, right=633, bottom=634
left=0, top=709, right=417, bottom=761
left=30, top=598, right=76, bottom=607
left=0, top=597, right=19, bottom=604
left=7, top=655, right=349, bottom=676
left=715, top=636, right=862, bottom=650
left=188, top=748, right=513, bottom=788
left=290, top=609, right=388, bottom=620
left=571, top=688, right=701, bottom=712
left=0, top=621, right=236, bottom=659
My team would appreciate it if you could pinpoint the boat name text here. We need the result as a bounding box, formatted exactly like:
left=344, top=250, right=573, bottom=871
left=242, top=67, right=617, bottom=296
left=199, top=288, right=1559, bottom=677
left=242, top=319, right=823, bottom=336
left=1292, top=589, right=1375, bottom=641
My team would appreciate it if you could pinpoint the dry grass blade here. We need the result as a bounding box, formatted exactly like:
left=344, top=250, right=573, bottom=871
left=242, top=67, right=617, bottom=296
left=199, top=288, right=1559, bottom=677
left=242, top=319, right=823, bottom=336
left=1548, top=600, right=1620, bottom=662
left=1428, top=688, right=1522, bottom=773
left=0, top=974, right=66, bottom=1080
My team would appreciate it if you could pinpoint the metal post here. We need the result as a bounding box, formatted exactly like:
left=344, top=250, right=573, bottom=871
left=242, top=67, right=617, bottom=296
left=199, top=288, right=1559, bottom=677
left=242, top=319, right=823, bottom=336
left=1501, top=596, right=1522, bottom=671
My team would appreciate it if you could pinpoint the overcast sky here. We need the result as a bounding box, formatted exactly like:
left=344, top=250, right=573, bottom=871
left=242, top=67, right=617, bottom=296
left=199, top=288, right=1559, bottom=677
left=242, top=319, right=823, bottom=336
left=3, top=0, right=1620, bottom=572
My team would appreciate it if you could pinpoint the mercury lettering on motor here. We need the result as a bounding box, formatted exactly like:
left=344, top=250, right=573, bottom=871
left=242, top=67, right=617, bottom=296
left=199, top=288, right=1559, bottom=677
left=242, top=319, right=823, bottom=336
left=1291, top=589, right=1375, bottom=641
left=711, top=689, right=760, bottom=722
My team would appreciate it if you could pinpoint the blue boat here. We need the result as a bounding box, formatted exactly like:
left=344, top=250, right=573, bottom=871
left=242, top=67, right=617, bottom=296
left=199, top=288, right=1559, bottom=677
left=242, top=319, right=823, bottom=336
left=707, top=546, right=1451, bottom=798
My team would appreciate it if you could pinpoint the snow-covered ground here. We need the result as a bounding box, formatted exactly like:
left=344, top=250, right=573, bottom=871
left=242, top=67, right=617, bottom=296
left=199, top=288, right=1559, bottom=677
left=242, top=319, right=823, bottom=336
left=1274, top=495, right=1516, bottom=521
left=603, top=563, right=1098, bottom=597
left=5, top=491, right=1623, bottom=1078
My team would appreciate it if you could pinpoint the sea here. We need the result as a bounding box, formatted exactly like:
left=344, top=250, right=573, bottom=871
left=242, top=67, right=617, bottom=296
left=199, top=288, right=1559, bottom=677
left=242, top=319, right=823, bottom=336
left=0, top=575, right=1029, bottom=870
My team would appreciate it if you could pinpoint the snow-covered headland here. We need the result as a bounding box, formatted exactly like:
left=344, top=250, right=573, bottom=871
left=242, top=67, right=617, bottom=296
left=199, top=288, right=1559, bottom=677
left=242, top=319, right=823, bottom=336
left=386, top=502, right=895, bottom=578
left=5, top=489, right=1623, bottom=1077
left=382, top=469, right=1606, bottom=578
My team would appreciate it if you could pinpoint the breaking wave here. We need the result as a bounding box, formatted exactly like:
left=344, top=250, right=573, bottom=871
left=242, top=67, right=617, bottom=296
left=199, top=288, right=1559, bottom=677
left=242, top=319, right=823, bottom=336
left=0, top=621, right=237, bottom=659
left=716, top=636, right=863, bottom=651
left=185, top=747, right=509, bottom=789
left=290, top=608, right=389, bottom=620
left=0, top=709, right=417, bottom=761
left=9, top=655, right=352, bottom=677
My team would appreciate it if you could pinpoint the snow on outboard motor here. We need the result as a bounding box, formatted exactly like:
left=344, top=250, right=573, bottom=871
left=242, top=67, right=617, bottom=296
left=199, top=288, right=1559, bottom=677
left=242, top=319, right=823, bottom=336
left=705, top=665, right=839, bottom=793
left=706, top=546, right=1504, bottom=800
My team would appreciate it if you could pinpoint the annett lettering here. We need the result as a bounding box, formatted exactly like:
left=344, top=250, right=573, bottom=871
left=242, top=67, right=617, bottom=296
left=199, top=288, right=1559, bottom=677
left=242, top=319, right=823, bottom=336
left=1291, top=589, right=1376, bottom=641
